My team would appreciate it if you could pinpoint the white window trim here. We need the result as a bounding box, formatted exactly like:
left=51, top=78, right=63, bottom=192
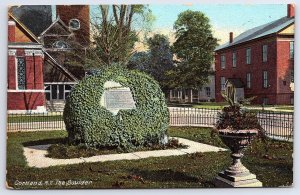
left=8, top=44, right=43, bottom=49
left=263, top=71, right=268, bottom=88
left=246, top=73, right=251, bottom=88
left=15, top=57, right=17, bottom=90
left=221, top=55, right=226, bottom=69
left=8, top=49, right=16, bottom=56
left=7, top=89, right=45, bottom=92
left=232, top=52, right=236, bottom=67
left=221, top=77, right=226, bottom=91
left=290, top=41, right=294, bottom=59
left=69, top=18, right=81, bottom=30
left=262, top=45, right=268, bottom=62
left=25, top=49, right=44, bottom=57
left=246, top=48, right=251, bottom=64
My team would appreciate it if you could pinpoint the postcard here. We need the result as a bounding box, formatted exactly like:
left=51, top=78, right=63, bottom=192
left=6, top=4, right=294, bottom=189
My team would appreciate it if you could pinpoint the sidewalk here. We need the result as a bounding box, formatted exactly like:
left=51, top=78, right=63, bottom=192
left=23, top=137, right=227, bottom=168
left=244, top=106, right=294, bottom=112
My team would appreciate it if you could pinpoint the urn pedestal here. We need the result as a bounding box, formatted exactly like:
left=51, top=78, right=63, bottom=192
left=214, top=129, right=263, bottom=187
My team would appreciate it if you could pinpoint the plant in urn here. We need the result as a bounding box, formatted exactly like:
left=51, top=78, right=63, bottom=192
left=213, top=86, right=263, bottom=187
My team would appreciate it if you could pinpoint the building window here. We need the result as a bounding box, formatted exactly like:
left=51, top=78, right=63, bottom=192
left=221, top=77, right=226, bottom=90
left=263, top=71, right=268, bottom=88
left=205, top=87, right=211, bottom=97
left=290, top=41, right=294, bottom=59
left=262, top=45, right=268, bottom=62
left=291, top=69, right=294, bottom=83
left=232, top=52, right=236, bottom=67
left=69, top=19, right=81, bottom=30
left=17, top=57, right=26, bottom=90
left=45, top=84, right=74, bottom=101
left=221, top=55, right=226, bottom=69
left=45, top=85, right=51, bottom=100
left=246, top=73, right=251, bottom=89
left=53, top=41, right=69, bottom=49
left=64, top=85, right=73, bottom=99
left=246, top=48, right=251, bottom=64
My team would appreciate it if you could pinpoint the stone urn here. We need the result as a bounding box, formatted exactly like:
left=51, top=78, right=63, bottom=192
left=214, top=129, right=263, bottom=187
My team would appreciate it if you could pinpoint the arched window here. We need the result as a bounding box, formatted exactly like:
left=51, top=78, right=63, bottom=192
left=52, top=41, right=69, bottom=49
left=69, top=19, right=80, bottom=30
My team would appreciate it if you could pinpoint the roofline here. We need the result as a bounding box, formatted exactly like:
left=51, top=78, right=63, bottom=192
left=39, top=16, right=73, bottom=37
left=8, top=12, right=41, bottom=43
left=215, top=33, right=276, bottom=52
left=43, top=49, right=78, bottom=82
left=215, top=21, right=294, bottom=52
left=276, top=22, right=295, bottom=35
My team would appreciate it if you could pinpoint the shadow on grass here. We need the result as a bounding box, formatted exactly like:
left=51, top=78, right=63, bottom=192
left=130, top=168, right=199, bottom=183
left=22, top=137, right=67, bottom=147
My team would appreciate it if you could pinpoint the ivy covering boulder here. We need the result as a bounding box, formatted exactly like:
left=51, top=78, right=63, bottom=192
left=63, top=65, right=169, bottom=150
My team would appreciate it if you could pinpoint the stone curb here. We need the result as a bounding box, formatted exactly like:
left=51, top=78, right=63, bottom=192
left=23, top=137, right=227, bottom=168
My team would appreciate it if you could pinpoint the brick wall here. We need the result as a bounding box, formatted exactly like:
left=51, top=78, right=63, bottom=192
left=215, top=36, right=279, bottom=104
left=8, top=47, right=46, bottom=111
left=56, top=5, right=90, bottom=46
left=25, top=55, right=44, bottom=90
left=276, top=38, right=294, bottom=104
left=7, top=92, right=45, bottom=110
left=7, top=55, right=16, bottom=89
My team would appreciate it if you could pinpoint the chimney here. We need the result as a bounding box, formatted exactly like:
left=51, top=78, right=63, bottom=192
left=8, top=20, right=16, bottom=42
left=229, top=32, right=233, bottom=43
left=287, top=4, right=295, bottom=18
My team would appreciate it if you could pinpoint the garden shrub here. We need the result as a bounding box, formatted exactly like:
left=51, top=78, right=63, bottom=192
left=63, top=64, right=169, bottom=150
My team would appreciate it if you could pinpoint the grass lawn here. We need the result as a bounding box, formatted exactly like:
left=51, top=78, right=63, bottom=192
left=7, top=114, right=63, bottom=123
left=275, top=106, right=294, bottom=111
left=7, top=127, right=293, bottom=189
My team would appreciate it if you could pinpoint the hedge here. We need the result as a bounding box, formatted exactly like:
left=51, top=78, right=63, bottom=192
left=63, top=65, right=169, bottom=150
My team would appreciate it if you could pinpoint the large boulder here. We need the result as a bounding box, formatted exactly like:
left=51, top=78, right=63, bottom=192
left=63, top=65, right=169, bottom=150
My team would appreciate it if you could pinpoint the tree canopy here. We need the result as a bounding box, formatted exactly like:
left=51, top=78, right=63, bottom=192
left=127, top=34, right=174, bottom=92
left=171, top=10, right=218, bottom=89
left=85, top=5, right=154, bottom=69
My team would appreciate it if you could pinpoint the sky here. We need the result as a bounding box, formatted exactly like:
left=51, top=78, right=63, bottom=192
left=90, top=4, right=287, bottom=47
left=149, top=4, right=287, bottom=44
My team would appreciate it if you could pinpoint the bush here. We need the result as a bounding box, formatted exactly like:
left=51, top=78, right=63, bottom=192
left=63, top=64, right=169, bottom=150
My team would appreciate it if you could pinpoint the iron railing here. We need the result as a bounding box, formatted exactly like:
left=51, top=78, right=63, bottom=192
left=7, top=112, right=65, bottom=132
left=7, top=108, right=294, bottom=141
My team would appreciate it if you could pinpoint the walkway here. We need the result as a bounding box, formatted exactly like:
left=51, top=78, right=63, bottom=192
left=23, top=137, right=227, bottom=168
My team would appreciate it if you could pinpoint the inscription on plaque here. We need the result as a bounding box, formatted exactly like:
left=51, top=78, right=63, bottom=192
left=100, top=81, right=136, bottom=115
left=105, top=90, right=136, bottom=110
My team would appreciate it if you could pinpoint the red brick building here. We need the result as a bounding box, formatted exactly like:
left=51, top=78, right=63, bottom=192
left=215, top=4, right=295, bottom=105
left=7, top=13, right=47, bottom=113
left=7, top=5, right=90, bottom=113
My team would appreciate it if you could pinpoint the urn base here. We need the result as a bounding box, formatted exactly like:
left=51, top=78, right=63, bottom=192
left=214, top=172, right=262, bottom=187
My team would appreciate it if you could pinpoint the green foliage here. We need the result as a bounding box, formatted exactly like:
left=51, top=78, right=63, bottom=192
left=171, top=10, right=218, bottom=89
left=7, top=128, right=293, bottom=189
left=215, top=85, right=262, bottom=132
left=215, top=106, right=263, bottom=132
left=86, top=5, right=155, bottom=67
left=63, top=65, right=169, bottom=150
left=127, top=34, right=174, bottom=92
left=216, top=87, right=263, bottom=133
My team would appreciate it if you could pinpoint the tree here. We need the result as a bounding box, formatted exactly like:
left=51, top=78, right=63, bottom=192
left=127, top=34, right=174, bottom=92
left=171, top=10, right=218, bottom=89
left=127, top=51, right=150, bottom=72
left=147, top=34, right=174, bottom=92
left=85, top=5, right=154, bottom=68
